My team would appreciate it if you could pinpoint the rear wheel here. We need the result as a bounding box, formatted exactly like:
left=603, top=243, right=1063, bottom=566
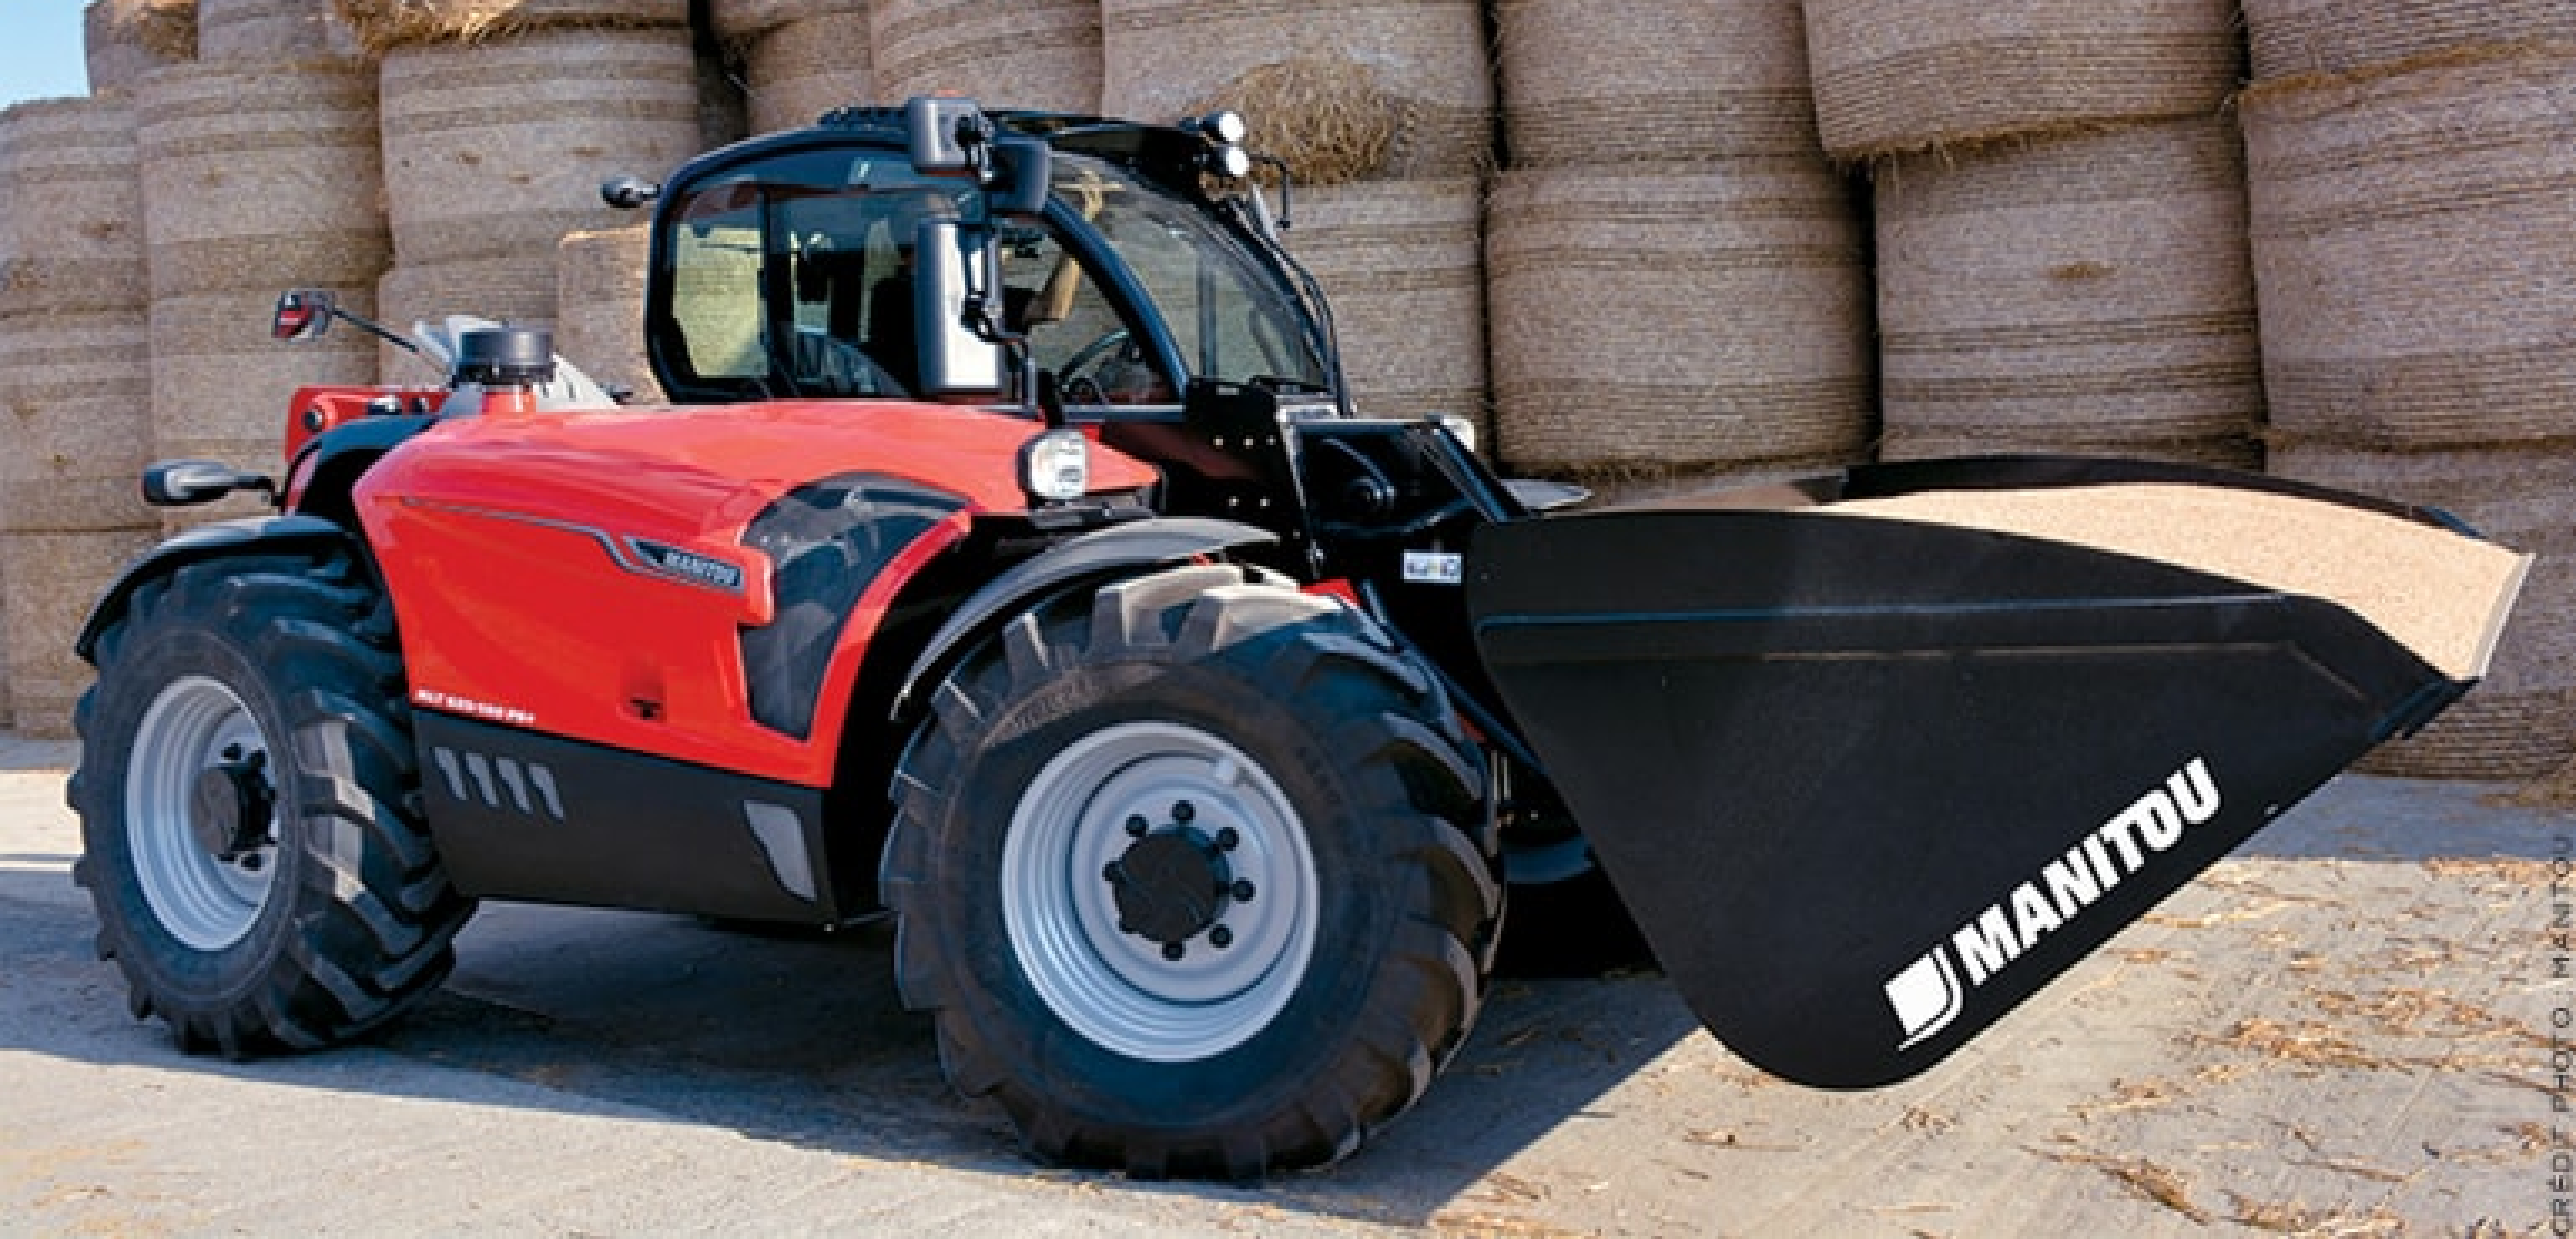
left=69, top=547, right=472, bottom=1055
left=884, top=563, right=1499, bottom=1177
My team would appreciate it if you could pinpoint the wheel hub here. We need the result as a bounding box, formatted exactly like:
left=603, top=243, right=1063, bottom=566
left=1105, top=810, right=1249, bottom=953
left=188, top=748, right=274, bottom=866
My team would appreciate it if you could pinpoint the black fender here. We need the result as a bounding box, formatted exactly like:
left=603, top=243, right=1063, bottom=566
left=74, top=515, right=363, bottom=665
left=889, top=517, right=1277, bottom=721
left=288, top=414, right=436, bottom=532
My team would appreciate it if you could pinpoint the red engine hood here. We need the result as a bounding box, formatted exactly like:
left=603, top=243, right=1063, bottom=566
left=357, top=398, right=1158, bottom=538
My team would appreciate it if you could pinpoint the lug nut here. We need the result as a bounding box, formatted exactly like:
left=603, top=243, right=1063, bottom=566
left=1209, top=926, right=1234, bottom=949
left=1171, top=800, right=1194, bottom=824
left=1162, top=943, right=1186, bottom=962
left=1213, top=827, right=1239, bottom=851
left=1232, top=879, right=1255, bottom=902
left=1103, top=862, right=1121, bottom=882
left=1124, top=815, right=1148, bottom=837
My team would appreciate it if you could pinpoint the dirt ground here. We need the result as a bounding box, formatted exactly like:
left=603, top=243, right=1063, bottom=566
left=0, top=728, right=2563, bottom=1236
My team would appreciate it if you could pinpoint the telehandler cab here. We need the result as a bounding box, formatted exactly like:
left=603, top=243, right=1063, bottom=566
left=70, top=98, right=2530, bottom=1178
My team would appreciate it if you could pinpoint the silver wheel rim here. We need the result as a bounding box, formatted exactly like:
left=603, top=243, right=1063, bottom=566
left=1002, top=721, right=1319, bottom=1062
left=126, top=676, right=276, bottom=951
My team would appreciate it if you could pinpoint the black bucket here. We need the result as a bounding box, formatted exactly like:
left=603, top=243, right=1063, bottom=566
left=1467, top=456, right=2529, bottom=1087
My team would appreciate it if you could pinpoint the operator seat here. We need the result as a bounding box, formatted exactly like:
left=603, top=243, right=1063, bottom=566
left=790, top=329, right=908, bottom=398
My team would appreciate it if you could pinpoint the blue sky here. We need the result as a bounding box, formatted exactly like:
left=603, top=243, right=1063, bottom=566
left=1, top=4, right=98, bottom=109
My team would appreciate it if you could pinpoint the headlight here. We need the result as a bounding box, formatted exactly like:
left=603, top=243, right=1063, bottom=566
left=1019, top=429, right=1090, bottom=502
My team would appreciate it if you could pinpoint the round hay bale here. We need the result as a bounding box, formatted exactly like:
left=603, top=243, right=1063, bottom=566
left=2271, top=440, right=2576, bottom=779
left=1801, top=0, right=2242, bottom=160
left=2244, top=46, right=2576, bottom=448
left=0, top=97, right=146, bottom=318
left=95, top=0, right=198, bottom=61
left=138, top=60, right=387, bottom=299
left=1495, top=0, right=1819, bottom=168
left=379, top=25, right=704, bottom=267
left=331, top=0, right=688, bottom=54
left=1874, top=116, right=2264, bottom=469
left=709, top=0, right=834, bottom=43
left=377, top=256, right=559, bottom=382
left=151, top=286, right=379, bottom=526
left=2246, top=0, right=2576, bottom=80
left=0, top=553, right=10, bottom=727
left=3, top=528, right=160, bottom=738
left=1102, top=0, right=1488, bottom=182
left=1485, top=165, right=1873, bottom=479
left=0, top=306, right=155, bottom=532
left=872, top=0, right=1101, bottom=116
left=1879, top=429, right=2259, bottom=470
left=743, top=9, right=874, bottom=134
left=198, top=0, right=364, bottom=59
left=1280, top=178, right=1485, bottom=422
left=85, top=0, right=194, bottom=93
left=556, top=224, right=661, bottom=404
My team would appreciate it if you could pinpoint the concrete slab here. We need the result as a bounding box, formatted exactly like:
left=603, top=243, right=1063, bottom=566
left=2, top=731, right=2563, bottom=1235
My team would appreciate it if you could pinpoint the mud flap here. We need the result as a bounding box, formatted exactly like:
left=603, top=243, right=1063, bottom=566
left=1466, top=458, right=2530, bottom=1088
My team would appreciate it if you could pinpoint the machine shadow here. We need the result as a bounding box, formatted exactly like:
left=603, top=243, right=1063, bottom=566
left=2, top=855, right=1688, bottom=1231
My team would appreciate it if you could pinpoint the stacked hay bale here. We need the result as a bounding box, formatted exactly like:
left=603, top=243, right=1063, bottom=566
left=555, top=224, right=660, bottom=403
left=1105, top=1, right=1492, bottom=424
left=715, top=0, right=873, bottom=136
left=340, top=0, right=703, bottom=379
left=137, top=21, right=384, bottom=528
left=873, top=0, right=1100, bottom=115
left=1806, top=0, right=2261, bottom=467
left=1487, top=0, right=1869, bottom=496
left=2242, top=6, right=2576, bottom=778
left=0, top=97, right=159, bottom=736
left=85, top=0, right=195, bottom=93
left=198, top=0, right=363, bottom=58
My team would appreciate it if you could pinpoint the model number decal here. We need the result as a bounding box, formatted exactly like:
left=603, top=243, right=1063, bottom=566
left=414, top=687, right=537, bottom=727
left=1402, top=551, right=1464, bottom=586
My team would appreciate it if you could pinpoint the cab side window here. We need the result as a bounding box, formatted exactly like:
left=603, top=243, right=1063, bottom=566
left=999, top=224, right=1170, bottom=407
left=662, top=177, right=768, bottom=393
left=650, top=148, right=961, bottom=404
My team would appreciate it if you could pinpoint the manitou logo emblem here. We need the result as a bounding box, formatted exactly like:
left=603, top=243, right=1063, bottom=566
left=1884, top=758, right=2221, bottom=1051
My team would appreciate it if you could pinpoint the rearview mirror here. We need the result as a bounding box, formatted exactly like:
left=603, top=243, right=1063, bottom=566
left=143, top=459, right=276, bottom=507
left=988, top=136, right=1051, bottom=218
left=904, top=96, right=983, bottom=177
left=273, top=290, right=335, bottom=341
left=902, top=96, right=1050, bottom=219
left=912, top=218, right=1004, bottom=401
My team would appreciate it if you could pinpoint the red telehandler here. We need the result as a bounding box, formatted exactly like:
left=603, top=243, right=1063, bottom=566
left=69, top=99, right=2531, bottom=1178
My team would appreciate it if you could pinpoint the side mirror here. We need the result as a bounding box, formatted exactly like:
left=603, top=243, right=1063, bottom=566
left=911, top=218, right=1004, bottom=401
left=988, top=136, right=1051, bottom=218
left=902, top=96, right=1051, bottom=217
left=600, top=174, right=659, bottom=208
left=904, top=96, right=985, bottom=177
left=274, top=290, right=335, bottom=341
left=143, top=460, right=276, bottom=507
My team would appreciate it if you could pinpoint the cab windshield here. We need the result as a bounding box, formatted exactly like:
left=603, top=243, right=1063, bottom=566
left=1031, top=152, right=1327, bottom=398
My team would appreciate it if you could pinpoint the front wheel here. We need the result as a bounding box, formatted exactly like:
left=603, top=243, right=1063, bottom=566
left=884, top=564, right=1499, bottom=1178
left=68, top=547, right=472, bottom=1056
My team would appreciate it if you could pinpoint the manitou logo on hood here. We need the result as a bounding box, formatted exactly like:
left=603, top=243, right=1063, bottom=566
left=1884, top=758, right=2220, bottom=1051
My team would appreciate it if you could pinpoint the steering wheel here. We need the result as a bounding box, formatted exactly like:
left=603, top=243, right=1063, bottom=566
left=1059, top=328, right=1132, bottom=391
